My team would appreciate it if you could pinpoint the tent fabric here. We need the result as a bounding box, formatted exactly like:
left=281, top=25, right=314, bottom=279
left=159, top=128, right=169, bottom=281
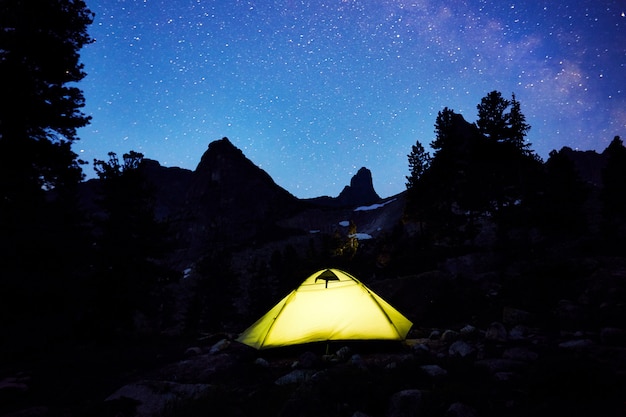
left=237, top=268, right=413, bottom=349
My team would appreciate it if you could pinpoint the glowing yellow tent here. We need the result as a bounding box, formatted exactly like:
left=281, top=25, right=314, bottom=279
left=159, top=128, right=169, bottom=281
left=237, top=268, right=413, bottom=349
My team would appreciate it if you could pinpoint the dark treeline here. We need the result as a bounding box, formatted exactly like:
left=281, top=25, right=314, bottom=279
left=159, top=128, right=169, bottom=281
left=405, top=90, right=626, bottom=254
left=0, top=1, right=173, bottom=347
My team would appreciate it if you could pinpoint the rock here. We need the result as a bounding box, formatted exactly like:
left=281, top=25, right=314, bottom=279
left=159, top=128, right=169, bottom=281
left=336, top=346, right=353, bottom=361
left=155, top=352, right=238, bottom=383
left=254, top=357, right=269, bottom=367
left=412, top=342, right=430, bottom=356
left=297, top=351, right=320, bottom=368
left=485, top=322, right=507, bottom=342
left=441, top=329, right=459, bottom=342
left=349, top=354, right=367, bottom=370
left=420, top=364, right=448, bottom=379
left=502, top=347, right=538, bottom=362
left=459, top=325, right=478, bottom=337
left=208, top=338, right=230, bottom=354
left=275, top=370, right=314, bottom=386
left=449, top=341, right=476, bottom=358
left=493, top=371, right=520, bottom=382
left=446, top=402, right=478, bottom=417
left=508, top=325, right=528, bottom=340
left=558, top=339, right=595, bottom=351
left=600, top=327, right=626, bottom=346
left=475, top=359, right=524, bottom=374
left=105, top=380, right=213, bottom=417
left=387, top=389, right=427, bottom=417
left=335, top=167, right=381, bottom=207
left=184, top=346, right=202, bottom=356
left=502, top=307, right=532, bottom=326
left=429, top=330, right=441, bottom=340
left=555, top=299, right=587, bottom=327
left=0, top=377, right=29, bottom=394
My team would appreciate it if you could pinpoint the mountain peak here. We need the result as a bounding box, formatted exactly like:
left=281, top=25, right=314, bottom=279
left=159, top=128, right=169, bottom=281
left=336, top=167, right=380, bottom=207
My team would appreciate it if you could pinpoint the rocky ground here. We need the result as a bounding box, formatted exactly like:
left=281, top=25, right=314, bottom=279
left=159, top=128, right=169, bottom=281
left=2, top=249, right=626, bottom=417
left=2, top=315, right=624, bottom=417
left=101, top=322, right=625, bottom=417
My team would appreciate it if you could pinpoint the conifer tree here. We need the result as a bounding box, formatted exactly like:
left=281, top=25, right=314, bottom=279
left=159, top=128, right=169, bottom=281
left=0, top=0, right=93, bottom=331
left=406, top=140, right=431, bottom=190
left=601, top=136, right=626, bottom=248
left=508, top=93, right=532, bottom=153
left=405, top=140, right=431, bottom=229
left=476, top=91, right=510, bottom=142
left=91, top=152, right=171, bottom=334
left=0, top=0, right=93, bottom=202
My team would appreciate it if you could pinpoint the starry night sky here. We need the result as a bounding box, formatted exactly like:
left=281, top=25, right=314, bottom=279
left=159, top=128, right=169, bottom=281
left=77, top=0, right=625, bottom=199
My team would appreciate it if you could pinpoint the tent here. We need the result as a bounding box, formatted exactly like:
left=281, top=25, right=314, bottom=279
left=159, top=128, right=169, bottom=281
left=237, top=268, right=413, bottom=349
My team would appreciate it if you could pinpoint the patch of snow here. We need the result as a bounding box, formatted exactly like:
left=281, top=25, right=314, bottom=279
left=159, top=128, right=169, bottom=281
left=354, top=198, right=397, bottom=212
left=183, top=268, right=192, bottom=279
left=338, top=220, right=350, bottom=227
left=309, top=230, right=321, bottom=234
left=350, top=233, right=372, bottom=240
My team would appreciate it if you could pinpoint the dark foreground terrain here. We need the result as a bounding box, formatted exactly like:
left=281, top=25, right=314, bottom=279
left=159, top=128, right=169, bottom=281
left=2, top=253, right=625, bottom=417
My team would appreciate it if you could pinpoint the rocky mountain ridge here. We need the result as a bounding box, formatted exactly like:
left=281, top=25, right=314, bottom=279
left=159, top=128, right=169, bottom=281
left=110, top=137, right=398, bottom=271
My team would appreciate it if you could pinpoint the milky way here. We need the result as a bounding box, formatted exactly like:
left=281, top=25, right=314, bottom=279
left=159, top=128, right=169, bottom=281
left=78, top=0, right=625, bottom=198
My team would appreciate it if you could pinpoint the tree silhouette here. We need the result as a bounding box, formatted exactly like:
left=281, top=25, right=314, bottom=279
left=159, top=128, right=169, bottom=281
left=0, top=0, right=93, bottom=335
left=475, top=91, right=540, bottom=215
left=0, top=0, right=93, bottom=201
left=406, top=92, right=542, bottom=246
left=406, top=140, right=431, bottom=191
left=601, top=136, right=626, bottom=249
left=508, top=93, right=532, bottom=153
left=404, top=140, right=433, bottom=240
left=477, top=91, right=510, bottom=143
left=424, top=108, right=482, bottom=242
left=89, top=152, right=172, bottom=335
left=538, top=148, right=589, bottom=236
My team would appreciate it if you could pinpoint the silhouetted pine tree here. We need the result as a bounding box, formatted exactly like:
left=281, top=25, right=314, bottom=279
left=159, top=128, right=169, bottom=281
left=0, top=0, right=93, bottom=336
left=404, top=140, right=431, bottom=234
left=601, top=136, right=626, bottom=250
left=508, top=93, right=532, bottom=154
left=539, top=148, right=589, bottom=236
left=424, top=108, right=482, bottom=243
left=88, top=152, right=172, bottom=335
left=406, top=92, right=541, bottom=247
left=474, top=91, right=542, bottom=221
left=477, top=91, right=510, bottom=143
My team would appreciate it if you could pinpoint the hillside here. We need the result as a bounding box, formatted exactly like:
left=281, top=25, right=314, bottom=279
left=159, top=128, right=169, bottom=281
left=3, top=137, right=626, bottom=417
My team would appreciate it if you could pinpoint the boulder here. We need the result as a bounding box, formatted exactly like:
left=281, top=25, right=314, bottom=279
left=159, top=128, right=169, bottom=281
left=459, top=325, right=478, bottom=338
left=441, top=329, right=459, bottom=342
left=474, top=359, right=524, bottom=374
left=297, top=351, right=321, bottom=369
left=600, top=327, right=626, bottom=346
left=485, top=322, right=507, bottom=342
left=420, top=364, right=448, bottom=379
left=449, top=341, right=477, bottom=358
left=446, top=402, right=478, bottom=417
left=387, top=389, right=427, bottom=417
left=275, top=370, right=315, bottom=386
left=558, top=339, right=595, bottom=351
left=502, top=347, right=538, bottom=362
left=502, top=307, right=532, bottom=326
left=105, top=380, right=213, bottom=417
